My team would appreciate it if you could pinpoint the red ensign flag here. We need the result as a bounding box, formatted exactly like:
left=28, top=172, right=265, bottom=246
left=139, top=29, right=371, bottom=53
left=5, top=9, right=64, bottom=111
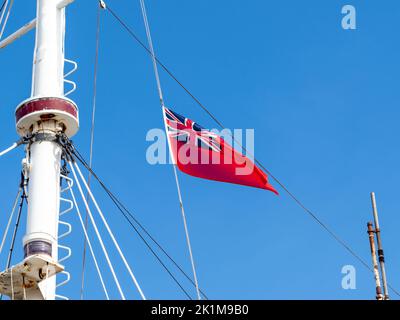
left=163, top=107, right=278, bottom=194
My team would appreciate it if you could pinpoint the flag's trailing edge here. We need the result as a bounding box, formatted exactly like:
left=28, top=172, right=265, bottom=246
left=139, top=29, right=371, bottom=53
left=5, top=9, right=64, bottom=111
left=162, top=107, right=278, bottom=195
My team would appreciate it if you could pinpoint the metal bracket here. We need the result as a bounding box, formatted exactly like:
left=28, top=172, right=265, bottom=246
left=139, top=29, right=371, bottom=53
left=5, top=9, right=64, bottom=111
left=0, top=254, right=64, bottom=300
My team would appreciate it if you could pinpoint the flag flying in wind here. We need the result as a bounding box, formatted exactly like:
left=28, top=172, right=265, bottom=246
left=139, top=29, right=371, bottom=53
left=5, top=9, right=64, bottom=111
left=163, top=107, right=278, bottom=194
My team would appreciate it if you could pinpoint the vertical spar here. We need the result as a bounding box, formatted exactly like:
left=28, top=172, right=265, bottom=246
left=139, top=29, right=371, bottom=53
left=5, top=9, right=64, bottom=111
left=14, top=0, right=79, bottom=300
left=370, top=192, right=390, bottom=300
left=366, top=222, right=383, bottom=300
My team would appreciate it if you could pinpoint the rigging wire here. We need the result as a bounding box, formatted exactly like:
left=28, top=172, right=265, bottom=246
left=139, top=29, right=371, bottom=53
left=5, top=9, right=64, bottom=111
left=0, top=184, right=26, bottom=301
left=100, top=2, right=400, bottom=298
left=0, top=187, right=21, bottom=255
left=72, top=159, right=147, bottom=300
left=69, top=184, right=110, bottom=300
left=68, top=157, right=127, bottom=300
left=139, top=0, right=164, bottom=106
left=80, top=1, right=104, bottom=301
left=0, top=0, right=8, bottom=28
left=5, top=184, right=25, bottom=270
left=73, top=151, right=193, bottom=300
left=138, top=0, right=201, bottom=300
left=67, top=141, right=209, bottom=299
left=0, top=0, right=13, bottom=40
left=0, top=0, right=7, bottom=16
left=104, top=3, right=224, bottom=129
left=74, top=153, right=193, bottom=299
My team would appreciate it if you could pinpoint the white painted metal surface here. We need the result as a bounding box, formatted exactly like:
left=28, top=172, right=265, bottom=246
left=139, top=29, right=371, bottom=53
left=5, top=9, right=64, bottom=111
left=23, top=133, right=62, bottom=300
left=0, top=0, right=77, bottom=301
left=18, top=0, right=76, bottom=300
left=31, top=0, right=67, bottom=98
left=24, top=139, right=62, bottom=248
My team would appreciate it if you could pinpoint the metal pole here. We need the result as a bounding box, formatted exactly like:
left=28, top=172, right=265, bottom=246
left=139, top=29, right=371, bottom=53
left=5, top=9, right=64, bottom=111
left=17, top=0, right=78, bottom=300
left=370, top=192, right=390, bottom=300
left=21, top=0, right=64, bottom=300
left=367, top=222, right=384, bottom=300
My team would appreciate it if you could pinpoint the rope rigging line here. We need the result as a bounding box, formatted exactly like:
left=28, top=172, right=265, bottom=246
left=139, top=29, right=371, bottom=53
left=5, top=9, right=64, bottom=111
left=170, top=164, right=201, bottom=300
left=0, top=187, right=21, bottom=255
left=68, top=183, right=110, bottom=300
left=0, top=0, right=8, bottom=28
left=0, top=180, right=26, bottom=301
left=138, top=0, right=201, bottom=300
left=66, top=139, right=209, bottom=299
left=99, top=2, right=400, bottom=298
left=70, top=157, right=147, bottom=300
left=5, top=183, right=25, bottom=271
left=74, top=155, right=193, bottom=299
left=139, top=0, right=164, bottom=106
left=103, top=2, right=224, bottom=129
left=80, top=1, right=104, bottom=301
left=0, top=0, right=13, bottom=40
left=67, top=157, right=127, bottom=300
left=72, top=149, right=200, bottom=300
left=0, top=1, right=7, bottom=17
left=71, top=150, right=193, bottom=300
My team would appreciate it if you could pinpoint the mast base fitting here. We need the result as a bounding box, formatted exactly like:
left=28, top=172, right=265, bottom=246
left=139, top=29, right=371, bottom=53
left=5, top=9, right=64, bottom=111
left=15, top=96, right=79, bottom=138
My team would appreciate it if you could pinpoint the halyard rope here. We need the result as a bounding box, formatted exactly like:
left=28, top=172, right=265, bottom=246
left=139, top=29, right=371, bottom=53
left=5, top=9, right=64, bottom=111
left=138, top=0, right=201, bottom=300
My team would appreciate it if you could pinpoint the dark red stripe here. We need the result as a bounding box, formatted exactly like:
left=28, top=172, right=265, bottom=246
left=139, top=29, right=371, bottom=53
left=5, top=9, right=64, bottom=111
left=16, top=98, right=78, bottom=123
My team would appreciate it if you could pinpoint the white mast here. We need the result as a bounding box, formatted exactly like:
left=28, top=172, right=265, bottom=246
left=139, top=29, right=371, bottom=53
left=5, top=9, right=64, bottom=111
left=23, top=0, right=65, bottom=300
left=4, top=0, right=79, bottom=300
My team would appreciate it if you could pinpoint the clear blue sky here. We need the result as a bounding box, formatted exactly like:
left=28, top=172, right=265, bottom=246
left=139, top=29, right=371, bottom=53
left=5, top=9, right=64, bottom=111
left=1, top=0, right=400, bottom=300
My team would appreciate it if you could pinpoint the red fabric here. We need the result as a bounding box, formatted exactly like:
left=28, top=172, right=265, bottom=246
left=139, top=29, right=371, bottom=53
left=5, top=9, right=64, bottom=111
left=164, top=107, right=278, bottom=194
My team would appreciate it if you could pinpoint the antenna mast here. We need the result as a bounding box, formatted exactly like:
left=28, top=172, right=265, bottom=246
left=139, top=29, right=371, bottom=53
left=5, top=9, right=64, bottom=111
left=366, top=222, right=383, bottom=300
left=370, top=192, right=389, bottom=300
left=366, top=192, right=390, bottom=301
